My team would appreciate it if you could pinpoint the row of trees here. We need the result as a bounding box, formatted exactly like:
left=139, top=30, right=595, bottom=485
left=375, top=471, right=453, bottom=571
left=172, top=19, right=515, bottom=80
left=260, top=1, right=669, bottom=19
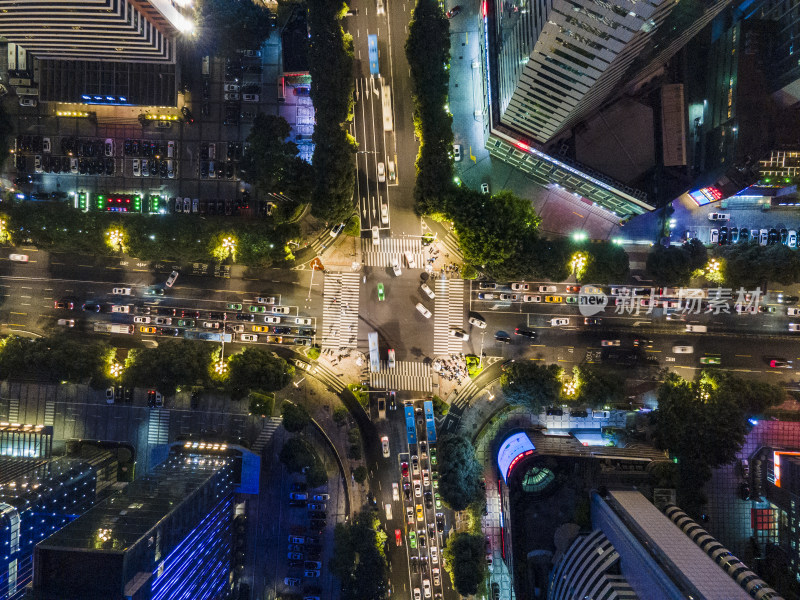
left=0, top=334, right=295, bottom=399
left=307, top=0, right=358, bottom=222
left=196, top=0, right=275, bottom=57
left=645, top=239, right=707, bottom=285
left=2, top=202, right=299, bottom=268
left=279, top=436, right=328, bottom=487
left=330, top=509, right=389, bottom=600
left=500, top=362, right=625, bottom=413
left=651, top=371, right=783, bottom=515
left=405, top=0, right=453, bottom=211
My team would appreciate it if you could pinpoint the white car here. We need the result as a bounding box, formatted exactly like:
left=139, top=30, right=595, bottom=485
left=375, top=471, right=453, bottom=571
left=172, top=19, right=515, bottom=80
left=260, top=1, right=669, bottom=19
left=155, top=317, right=172, bottom=325
left=414, top=589, right=421, bottom=600
left=511, top=283, right=529, bottom=291
left=392, top=482, right=399, bottom=501
left=414, top=481, right=422, bottom=497
left=378, top=162, right=386, bottom=182
left=431, top=548, right=439, bottom=565
left=450, top=328, right=469, bottom=341
left=468, top=316, right=486, bottom=329
left=372, top=226, right=380, bottom=246
left=111, top=305, right=131, bottom=313
left=523, top=295, right=541, bottom=302
left=481, top=183, right=489, bottom=194
left=165, top=271, right=179, bottom=287
left=202, top=321, right=220, bottom=329
left=550, top=318, right=569, bottom=326
left=380, top=202, right=389, bottom=224
left=790, top=324, right=800, bottom=332
left=70, top=157, right=79, bottom=174
left=294, top=359, right=312, bottom=371
left=57, top=319, right=75, bottom=328
left=295, top=317, right=312, bottom=325
left=416, top=303, right=432, bottom=318
left=388, top=348, right=396, bottom=368
left=330, top=222, right=345, bottom=237
left=672, top=345, right=694, bottom=354
left=104, top=138, right=114, bottom=157
left=538, top=285, right=557, bottom=293
left=404, top=251, right=417, bottom=268
left=112, top=287, right=132, bottom=295
left=19, top=97, right=37, bottom=107
left=788, top=308, right=800, bottom=316
left=788, top=230, right=797, bottom=248
left=256, top=296, right=278, bottom=304
left=240, top=334, right=258, bottom=342
left=272, top=306, right=290, bottom=314
left=265, top=316, right=281, bottom=323
left=381, top=435, right=390, bottom=458
left=422, top=579, right=431, bottom=598
left=132, top=158, right=141, bottom=177
left=34, top=155, right=42, bottom=173
left=432, top=566, right=440, bottom=585
left=601, top=340, right=620, bottom=347
left=133, top=316, right=151, bottom=324
left=452, top=144, right=462, bottom=162
left=392, top=259, right=402, bottom=276
left=9, top=254, right=28, bottom=262
left=710, top=229, right=719, bottom=244
left=420, top=283, right=435, bottom=299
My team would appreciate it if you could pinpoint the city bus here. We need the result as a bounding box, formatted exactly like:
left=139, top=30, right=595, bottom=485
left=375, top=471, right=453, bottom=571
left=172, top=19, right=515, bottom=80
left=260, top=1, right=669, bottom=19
left=368, top=331, right=380, bottom=372
left=368, top=34, right=379, bottom=76
left=381, top=83, right=393, bottom=131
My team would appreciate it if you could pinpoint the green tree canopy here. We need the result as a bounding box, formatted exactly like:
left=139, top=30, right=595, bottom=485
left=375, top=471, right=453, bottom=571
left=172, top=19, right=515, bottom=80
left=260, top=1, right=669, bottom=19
left=442, top=532, right=487, bottom=596
left=437, top=434, right=484, bottom=511
left=646, top=245, right=693, bottom=285
left=330, top=509, right=389, bottom=600
left=239, top=114, right=313, bottom=202
left=281, top=401, right=311, bottom=432
left=500, top=362, right=562, bottom=412
left=280, top=436, right=317, bottom=472
left=124, top=340, right=213, bottom=397
left=249, top=392, right=275, bottom=417
left=572, top=364, right=624, bottom=408
left=580, top=242, right=630, bottom=284
left=227, top=348, right=293, bottom=399
left=198, top=0, right=274, bottom=57
left=0, top=334, right=110, bottom=385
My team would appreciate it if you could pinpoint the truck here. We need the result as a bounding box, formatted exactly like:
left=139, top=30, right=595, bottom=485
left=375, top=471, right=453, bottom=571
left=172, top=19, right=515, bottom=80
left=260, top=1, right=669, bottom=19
left=93, top=323, right=134, bottom=334
left=196, top=331, right=232, bottom=342
left=202, top=55, right=210, bottom=76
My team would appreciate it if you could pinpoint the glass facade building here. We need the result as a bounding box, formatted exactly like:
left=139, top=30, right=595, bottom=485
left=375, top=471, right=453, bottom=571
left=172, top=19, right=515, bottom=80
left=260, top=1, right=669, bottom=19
left=0, top=448, right=117, bottom=600
left=31, top=445, right=241, bottom=600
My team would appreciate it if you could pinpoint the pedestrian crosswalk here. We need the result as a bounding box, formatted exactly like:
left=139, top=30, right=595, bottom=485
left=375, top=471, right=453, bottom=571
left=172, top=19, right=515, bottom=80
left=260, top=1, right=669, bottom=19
left=250, top=417, right=283, bottom=455
left=322, top=272, right=361, bottom=350
left=307, top=230, right=332, bottom=256
left=7, top=398, right=18, bottom=423
left=147, top=408, right=170, bottom=445
left=44, top=399, right=55, bottom=426
left=362, top=237, right=425, bottom=268
left=433, top=278, right=465, bottom=355
left=369, top=360, right=433, bottom=393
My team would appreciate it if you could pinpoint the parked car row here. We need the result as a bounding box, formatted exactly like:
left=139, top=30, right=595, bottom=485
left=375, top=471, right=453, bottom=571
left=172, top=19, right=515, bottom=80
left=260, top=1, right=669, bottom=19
left=708, top=226, right=798, bottom=247
left=27, top=154, right=115, bottom=176
left=199, top=160, right=236, bottom=179
left=124, top=138, right=176, bottom=158
left=132, top=158, right=175, bottom=178
left=284, top=480, right=328, bottom=592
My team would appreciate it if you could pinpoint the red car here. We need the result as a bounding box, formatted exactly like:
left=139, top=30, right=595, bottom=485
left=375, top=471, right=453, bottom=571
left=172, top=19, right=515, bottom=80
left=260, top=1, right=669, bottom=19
left=395, top=529, right=402, bottom=546
left=566, top=285, right=581, bottom=293
left=401, top=462, right=409, bottom=478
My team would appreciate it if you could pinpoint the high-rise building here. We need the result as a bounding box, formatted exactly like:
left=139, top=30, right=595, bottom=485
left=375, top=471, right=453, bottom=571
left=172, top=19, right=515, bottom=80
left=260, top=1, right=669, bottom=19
left=30, top=442, right=249, bottom=600
left=0, top=0, right=194, bottom=63
left=549, top=489, right=781, bottom=600
left=489, top=0, right=731, bottom=145
left=0, top=444, right=118, bottom=600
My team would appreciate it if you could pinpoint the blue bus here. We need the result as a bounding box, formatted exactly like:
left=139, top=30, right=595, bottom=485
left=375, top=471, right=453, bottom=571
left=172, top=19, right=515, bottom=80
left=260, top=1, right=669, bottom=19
left=368, top=34, right=379, bottom=76
left=424, top=400, right=437, bottom=443
left=404, top=405, right=417, bottom=446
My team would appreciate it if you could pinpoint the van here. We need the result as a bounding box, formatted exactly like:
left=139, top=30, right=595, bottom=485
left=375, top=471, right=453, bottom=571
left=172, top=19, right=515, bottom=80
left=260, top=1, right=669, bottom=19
left=110, top=324, right=134, bottom=334
left=708, top=213, right=730, bottom=221
left=685, top=325, right=707, bottom=332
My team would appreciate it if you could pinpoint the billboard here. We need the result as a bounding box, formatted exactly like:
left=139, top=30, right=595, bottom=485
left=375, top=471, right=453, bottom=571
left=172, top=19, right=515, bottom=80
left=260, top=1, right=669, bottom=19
left=688, top=186, right=723, bottom=206
left=497, top=432, right=535, bottom=483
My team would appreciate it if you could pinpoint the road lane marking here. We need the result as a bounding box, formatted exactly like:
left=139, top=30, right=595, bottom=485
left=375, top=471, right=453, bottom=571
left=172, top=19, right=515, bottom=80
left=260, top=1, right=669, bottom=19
left=10, top=312, right=27, bottom=315
left=735, top=354, right=751, bottom=357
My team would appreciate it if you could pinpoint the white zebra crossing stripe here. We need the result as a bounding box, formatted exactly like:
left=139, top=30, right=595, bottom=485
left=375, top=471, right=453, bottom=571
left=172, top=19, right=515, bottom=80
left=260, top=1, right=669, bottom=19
left=433, top=279, right=465, bottom=355
left=362, top=237, right=425, bottom=268
left=322, top=272, right=361, bottom=350
left=369, top=360, right=433, bottom=393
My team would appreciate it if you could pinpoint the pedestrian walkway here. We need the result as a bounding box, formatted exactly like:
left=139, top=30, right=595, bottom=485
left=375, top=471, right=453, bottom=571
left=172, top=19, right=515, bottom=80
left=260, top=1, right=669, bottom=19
left=433, top=278, right=466, bottom=355
left=147, top=408, right=170, bottom=445
left=250, top=417, right=283, bottom=455
left=369, top=360, right=433, bottom=393
left=321, top=272, right=361, bottom=351
left=361, top=236, right=424, bottom=268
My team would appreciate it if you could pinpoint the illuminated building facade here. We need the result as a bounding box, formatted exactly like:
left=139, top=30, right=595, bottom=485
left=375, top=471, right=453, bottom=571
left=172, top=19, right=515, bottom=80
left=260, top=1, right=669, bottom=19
left=31, top=443, right=242, bottom=600
left=0, top=447, right=118, bottom=600
left=0, top=425, right=52, bottom=459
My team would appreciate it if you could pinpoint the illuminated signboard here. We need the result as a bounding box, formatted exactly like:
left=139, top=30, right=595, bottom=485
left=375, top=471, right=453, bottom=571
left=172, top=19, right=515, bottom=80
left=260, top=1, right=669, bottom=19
left=497, top=432, right=535, bottom=483
left=773, top=450, right=800, bottom=487
left=689, top=186, right=723, bottom=206
left=96, top=194, right=141, bottom=212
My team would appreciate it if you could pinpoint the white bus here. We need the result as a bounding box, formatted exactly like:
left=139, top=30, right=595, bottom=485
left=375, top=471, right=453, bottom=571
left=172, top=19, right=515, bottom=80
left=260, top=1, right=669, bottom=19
left=368, top=331, right=380, bottom=373
left=381, top=83, right=393, bottom=132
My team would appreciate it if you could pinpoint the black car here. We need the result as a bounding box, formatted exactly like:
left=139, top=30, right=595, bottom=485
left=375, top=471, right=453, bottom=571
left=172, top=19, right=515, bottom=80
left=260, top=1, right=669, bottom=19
left=288, top=500, right=307, bottom=508
left=160, top=160, right=168, bottom=178
left=411, top=557, right=419, bottom=573
left=546, top=407, right=563, bottom=416
left=570, top=409, right=588, bottom=418
left=150, top=159, right=158, bottom=177
left=719, top=226, right=728, bottom=245
left=273, top=326, right=292, bottom=334
left=209, top=312, right=225, bottom=320
left=159, top=327, right=181, bottom=336
left=768, top=228, right=779, bottom=245
left=291, top=482, right=307, bottom=492
left=781, top=228, right=789, bottom=244
left=15, top=155, right=27, bottom=171
left=182, top=310, right=201, bottom=318
left=13, top=174, right=32, bottom=186
left=287, top=560, right=304, bottom=568
left=740, top=228, right=749, bottom=242
left=494, top=334, right=511, bottom=343
left=236, top=313, right=255, bottom=322
left=514, top=328, right=536, bottom=338
left=124, top=139, right=132, bottom=155
left=131, top=139, right=140, bottom=155
left=78, top=158, right=88, bottom=174
left=105, top=158, right=115, bottom=175
left=424, top=492, right=433, bottom=509
left=200, top=162, right=209, bottom=178
left=41, top=154, right=51, bottom=172
left=181, top=105, right=195, bottom=124
left=309, top=511, right=326, bottom=519
left=82, top=302, right=102, bottom=312
left=226, top=162, right=235, bottom=179
left=436, top=514, right=444, bottom=532
left=156, top=307, right=177, bottom=316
